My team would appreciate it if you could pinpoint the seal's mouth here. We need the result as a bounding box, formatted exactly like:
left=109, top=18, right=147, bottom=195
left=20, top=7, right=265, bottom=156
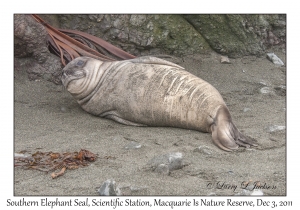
left=61, top=58, right=88, bottom=88
left=61, top=70, right=86, bottom=88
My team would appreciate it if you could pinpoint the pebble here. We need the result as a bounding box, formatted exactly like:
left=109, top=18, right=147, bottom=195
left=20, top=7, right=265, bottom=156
left=274, top=85, right=286, bottom=96
left=235, top=189, right=250, bottom=195
left=243, top=108, right=251, bottom=112
left=235, top=189, right=263, bottom=196
left=154, top=164, right=170, bottom=175
left=193, top=146, right=212, bottom=155
left=228, top=170, right=234, bottom=175
left=251, top=189, right=264, bottom=195
left=268, top=125, right=286, bottom=133
left=14, top=153, right=31, bottom=158
left=266, top=53, right=284, bottom=66
left=220, top=56, right=230, bottom=64
left=259, top=80, right=267, bottom=86
left=60, top=106, right=67, bottom=112
left=259, top=87, right=272, bottom=94
left=235, top=189, right=252, bottom=195
left=147, top=152, right=184, bottom=173
left=124, top=141, right=142, bottom=150
left=97, top=180, right=121, bottom=196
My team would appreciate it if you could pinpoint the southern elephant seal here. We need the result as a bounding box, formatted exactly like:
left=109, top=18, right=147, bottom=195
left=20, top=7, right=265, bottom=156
left=61, top=56, right=257, bottom=151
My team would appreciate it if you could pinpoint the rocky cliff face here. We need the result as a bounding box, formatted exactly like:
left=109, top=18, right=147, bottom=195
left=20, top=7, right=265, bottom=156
left=14, top=14, right=286, bottom=83
left=56, top=14, right=212, bottom=56
left=184, top=14, right=286, bottom=57
left=56, top=14, right=285, bottom=57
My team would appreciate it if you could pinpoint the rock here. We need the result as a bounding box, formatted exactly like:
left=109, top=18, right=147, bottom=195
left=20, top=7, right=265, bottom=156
left=124, top=141, right=142, bottom=150
left=97, top=180, right=121, bottom=196
left=146, top=152, right=184, bottom=173
left=266, top=53, right=284, bottom=66
left=235, top=189, right=252, bottom=195
left=236, top=189, right=249, bottom=195
left=14, top=153, right=31, bottom=158
left=184, top=14, right=286, bottom=58
left=268, top=125, right=286, bottom=133
left=274, top=85, right=286, bottom=96
left=154, top=164, right=170, bottom=175
left=220, top=56, right=230, bottom=64
left=193, top=146, right=213, bottom=155
left=14, top=14, right=62, bottom=84
left=259, top=86, right=272, bottom=94
left=58, top=14, right=211, bottom=57
left=251, top=189, right=264, bottom=195
left=228, top=170, right=234, bottom=175
left=60, top=106, right=68, bottom=112
left=243, top=108, right=251, bottom=112
left=259, top=80, right=268, bottom=86
left=235, top=189, right=263, bottom=196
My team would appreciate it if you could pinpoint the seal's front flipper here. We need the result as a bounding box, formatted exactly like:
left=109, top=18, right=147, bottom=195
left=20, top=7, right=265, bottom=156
left=129, top=56, right=185, bottom=69
left=211, top=106, right=258, bottom=151
left=99, top=110, right=147, bottom=127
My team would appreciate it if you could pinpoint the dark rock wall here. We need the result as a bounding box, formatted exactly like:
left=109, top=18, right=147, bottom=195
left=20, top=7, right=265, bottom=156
left=14, top=14, right=286, bottom=83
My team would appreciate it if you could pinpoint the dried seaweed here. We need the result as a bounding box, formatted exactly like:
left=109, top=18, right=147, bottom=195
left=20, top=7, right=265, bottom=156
left=31, top=14, right=136, bottom=66
left=14, top=149, right=97, bottom=179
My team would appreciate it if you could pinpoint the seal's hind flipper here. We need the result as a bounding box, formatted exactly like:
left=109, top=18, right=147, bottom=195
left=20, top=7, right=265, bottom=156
left=211, top=106, right=258, bottom=151
left=129, top=56, right=185, bottom=69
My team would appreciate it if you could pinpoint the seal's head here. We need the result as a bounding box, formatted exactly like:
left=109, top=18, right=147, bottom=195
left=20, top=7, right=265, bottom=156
left=61, top=56, right=104, bottom=99
left=61, top=57, right=89, bottom=90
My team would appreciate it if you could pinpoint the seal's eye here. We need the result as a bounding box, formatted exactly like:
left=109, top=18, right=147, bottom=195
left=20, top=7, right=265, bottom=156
left=76, top=60, right=85, bottom=67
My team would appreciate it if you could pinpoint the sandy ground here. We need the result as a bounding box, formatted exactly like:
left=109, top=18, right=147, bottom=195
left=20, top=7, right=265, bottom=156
left=14, top=49, right=286, bottom=196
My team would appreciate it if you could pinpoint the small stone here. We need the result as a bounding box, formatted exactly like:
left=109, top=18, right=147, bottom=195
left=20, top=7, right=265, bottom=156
left=60, top=106, right=67, bottom=112
left=154, top=164, right=170, bottom=175
left=235, top=188, right=263, bottom=196
left=14, top=153, right=31, bottom=158
left=274, top=85, right=286, bottom=96
left=220, top=56, right=230, bottom=64
left=259, top=80, right=267, bottom=86
left=194, top=146, right=212, bottom=155
left=124, top=141, right=142, bottom=150
left=266, top=53, right=284, bottom=66
left=268, top=125, right=286, bottom=133
left=97, top=180, right=121, bottom=196
left=168, top=153, right=183, bottom=171
left=259, top=87, right=272, bottom=94
left=245, top=183, right=255, bottom=191
left=147, top=152, right=184, bottom=173
left=251, top=189, right=264, bottom=195
left=235, top=189, right=251, bottom=195
left=243, top=108, right=251, bottom=112
left=228, top=170, right=234, bottom=175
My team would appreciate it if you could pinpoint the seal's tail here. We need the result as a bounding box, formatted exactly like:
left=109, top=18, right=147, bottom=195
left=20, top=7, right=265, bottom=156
left=211, top=106, right=258, bottom=151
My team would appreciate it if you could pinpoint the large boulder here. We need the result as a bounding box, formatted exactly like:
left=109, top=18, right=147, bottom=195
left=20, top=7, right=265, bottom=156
left=14, top=14, right=62, bottom=84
